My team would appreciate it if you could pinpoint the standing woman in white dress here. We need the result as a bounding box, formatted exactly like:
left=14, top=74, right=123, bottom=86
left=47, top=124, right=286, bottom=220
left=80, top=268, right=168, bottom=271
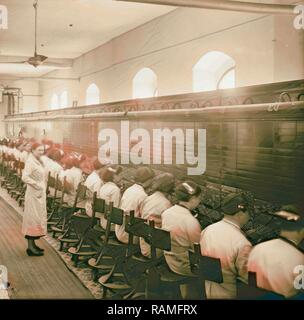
left=22, top=143, right=47, bottom=257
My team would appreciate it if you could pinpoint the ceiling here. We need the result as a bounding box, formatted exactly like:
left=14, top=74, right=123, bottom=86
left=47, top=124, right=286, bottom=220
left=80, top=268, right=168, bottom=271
left=0, top=0, right=175, bottom=78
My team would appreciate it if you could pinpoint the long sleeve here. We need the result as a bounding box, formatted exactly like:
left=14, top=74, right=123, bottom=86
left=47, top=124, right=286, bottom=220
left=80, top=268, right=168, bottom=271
left=22, top=161, right=42, bottom=191
left=111, top=188, right=121, bottom=208
left=187, top=218, right=202, bottom=245
left=92, top=180, right=102, bottom=194
left=235, top=242, right=252, bottom=284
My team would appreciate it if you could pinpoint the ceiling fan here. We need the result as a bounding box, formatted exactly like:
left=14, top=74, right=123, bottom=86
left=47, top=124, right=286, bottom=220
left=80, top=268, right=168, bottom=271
left=0, top=0, right=71, bottom=69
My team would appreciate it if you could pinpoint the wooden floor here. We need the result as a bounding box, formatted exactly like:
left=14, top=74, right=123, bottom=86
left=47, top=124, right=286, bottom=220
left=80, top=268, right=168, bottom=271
left=0, top=199, right=93, bottom=299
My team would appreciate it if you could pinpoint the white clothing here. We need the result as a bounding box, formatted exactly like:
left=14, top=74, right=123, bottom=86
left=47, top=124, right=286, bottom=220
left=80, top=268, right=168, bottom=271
left=248, top=238, right=304, bottom=298
left=162, top=204, right=201, bottom=276
left=139, top=191, right=172, bottom=257
left=99, top=181, right=121, bottom=230
left=115, top=184, right=148, bottom=244
left=84, top=171, right=103, bottom=217
left=22, top=154, right=47, bottom=237
left=200, top=218, right=252, bottom=299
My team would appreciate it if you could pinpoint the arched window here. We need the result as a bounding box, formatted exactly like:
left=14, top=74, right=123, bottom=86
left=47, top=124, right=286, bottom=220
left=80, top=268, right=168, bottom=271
left=50, top=93, right=59, bottom=109
left=193, top=51, right=236, bottom=92
left=132, top=68, right=158, bottom=99
left=217, top=68, right=235, bottom=90
left=60, top=91, right=68, bottom=108
left=85, top=83, right=100, bottom=106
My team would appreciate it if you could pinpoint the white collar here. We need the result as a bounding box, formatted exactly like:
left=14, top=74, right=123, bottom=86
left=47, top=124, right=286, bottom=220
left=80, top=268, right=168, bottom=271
left=223, top=217, right=241, bottom=230
left=134, top=183, right=144, bottom=190
left=104, top=181, right=116, bottom=186
left=29, top=153, right=43, bottom=167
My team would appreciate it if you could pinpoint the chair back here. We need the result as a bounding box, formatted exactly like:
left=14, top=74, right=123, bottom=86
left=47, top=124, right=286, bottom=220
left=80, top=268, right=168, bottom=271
left=190, top=243, right=223, bottom=299
left=147, top=220, right=171, bottom=260
left=103, top=203, right=124, bottom=242
left=152, top=228, right=171, bottom=250
left=92, top=192, right=106, bottom=216
left=72, top=182, right=86, bottom=208
left=125, top=213, right=147, bottom=237
left=52, top=174, right=59, bottom=199
left=57, top=176, right=68, bottom=206
left=71, top=214, right=92, bottom=238
left=108, top=206, right=124, bottom=226
left=237, top=271, right=285, bottom=300
left=46, top=172, right=52, bottom=194
left=47, top=173, right=56, bottom=189
left=77, top=184, right=87, bottom=201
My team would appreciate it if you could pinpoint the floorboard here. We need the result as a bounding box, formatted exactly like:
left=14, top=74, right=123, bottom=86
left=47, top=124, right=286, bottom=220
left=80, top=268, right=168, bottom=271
left=0, top=199, right=93, bottom=299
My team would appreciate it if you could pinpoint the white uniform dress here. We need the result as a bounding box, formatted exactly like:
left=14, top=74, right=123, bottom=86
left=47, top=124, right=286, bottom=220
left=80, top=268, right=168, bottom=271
left=60, top=166, right=84, bottom=206
left=84, top=170, right=103, bottom=217
left=139, top=191, right=172, bottom=257
left=99, top=181, right=121, bottom=230
left=40, top=155, right=52, bottom=172
left=200, top=218, right=252, bottom=299
left=48, top=159, right=63, bottom=178
left=45, top=159, right=63, bottom=197
left=115, top=183, right=148, bottom=244
left=22, top=153, right=47, bottom=237
left=248, top=238, right=304, bottom=298
left=162, top=204, right=201, bottom=276
left=20, top=150, right=29, bottom=163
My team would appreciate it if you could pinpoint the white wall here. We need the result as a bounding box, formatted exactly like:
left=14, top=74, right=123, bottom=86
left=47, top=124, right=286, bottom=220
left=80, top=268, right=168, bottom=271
left=274, top=14, right=304, bottom=82
left=6, top=7, right=304, bottom=112
left=14, top=80, right=41, bottom=113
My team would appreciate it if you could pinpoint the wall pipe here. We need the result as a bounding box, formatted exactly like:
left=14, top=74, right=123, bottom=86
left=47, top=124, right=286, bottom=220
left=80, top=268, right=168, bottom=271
left=4, top=101, right=304, bottom=122
left=116, top=0, right=297, bottom=15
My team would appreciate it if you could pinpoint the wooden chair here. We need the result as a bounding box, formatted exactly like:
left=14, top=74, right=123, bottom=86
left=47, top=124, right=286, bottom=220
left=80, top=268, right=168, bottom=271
left=237, top=272, right=285, bottom=300
left=47, top=174, right=63, bottom=214
left=61, top=214, right=94, bottom=260
left=6, top=160, right=21, bottom=194
left=63, top=192, right=107, bottom=250
left=47, top=176, right=68, bottom=230
left=65, top=194, right=106, bottom=265
left=46, top=172, right=53, bottom=208
left=87, top=203, right=129, bottom=282
left=9, top=161, right=25, bottom=200
left=0, top=156, right=11, bottom=187
left=51, top=182, right=85, bottom=238
left=3, top=160, right=18, bottom=192
left=97, top=212, right=147, bottom=299
left=125, top=220, right=172, bottom=300
left=146, top=233, right=211, bottom=300
left=190, top=243, right=223, bottom=300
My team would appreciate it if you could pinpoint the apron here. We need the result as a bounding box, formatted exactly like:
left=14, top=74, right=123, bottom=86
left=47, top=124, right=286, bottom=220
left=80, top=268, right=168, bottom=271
left=22, top=154, right=47, bottom=237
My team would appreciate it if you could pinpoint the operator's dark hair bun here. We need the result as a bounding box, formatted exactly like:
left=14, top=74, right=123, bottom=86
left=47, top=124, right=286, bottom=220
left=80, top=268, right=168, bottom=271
left=102, top=166, right=122, bottom=183
left=175, top=181, right=201, bottom=202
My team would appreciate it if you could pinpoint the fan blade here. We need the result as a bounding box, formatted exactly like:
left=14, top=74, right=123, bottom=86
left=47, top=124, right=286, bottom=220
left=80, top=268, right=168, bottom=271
left=35, top=54, right=48, bottom=62
left=0, top=61, right=27, bottom=64
left=42, top=62, right=72, bottom=69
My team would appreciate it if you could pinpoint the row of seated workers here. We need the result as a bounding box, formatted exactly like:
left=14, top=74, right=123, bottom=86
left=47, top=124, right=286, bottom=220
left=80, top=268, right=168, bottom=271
left=0, top=137, right=303, bottom=300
